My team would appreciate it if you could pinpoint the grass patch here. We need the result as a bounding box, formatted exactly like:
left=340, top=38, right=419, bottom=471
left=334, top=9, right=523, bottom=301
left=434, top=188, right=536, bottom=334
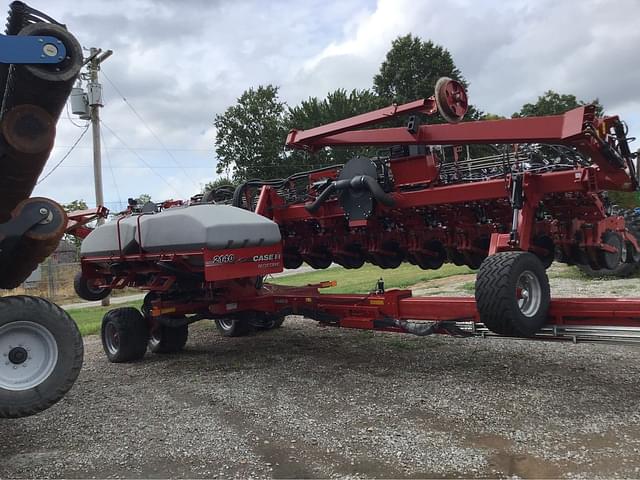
left=269, top=263, right=473, bottom=294
left=461, top=281, right=476, bottom=293
left=66, top=300, right=143, bottom=337
left=547, top=266, right=591, bottom=280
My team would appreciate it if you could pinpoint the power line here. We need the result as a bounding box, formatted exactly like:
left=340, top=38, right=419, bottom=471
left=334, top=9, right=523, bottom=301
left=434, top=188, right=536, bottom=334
left=49, top=164, right=328, bottom=169
left=101, top=120, right=185, bottom=197
left=37, top=125, right=90, bottom=185
left=51, top=145, right=212, bottom=152
left=101, top=69, right=200, bottom=190
left=52, top=165, right=214, bottom=169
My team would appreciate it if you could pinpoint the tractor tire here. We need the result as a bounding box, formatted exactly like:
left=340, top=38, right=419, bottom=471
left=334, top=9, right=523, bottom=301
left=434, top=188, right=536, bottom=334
left=101, top=307, right=148, bottom=363
left=475, top=252, right=550, bottom=337
left=577, top=208, right=640, bottom=278
left=214, top=318, right=251, bottom=337
left=259, top=315, right=286, bottom=330
left=148, top=324, right=188, bottom=354
left=0, top=296, right=83, bottom=418
left=74, top=272, right=112, bottom=301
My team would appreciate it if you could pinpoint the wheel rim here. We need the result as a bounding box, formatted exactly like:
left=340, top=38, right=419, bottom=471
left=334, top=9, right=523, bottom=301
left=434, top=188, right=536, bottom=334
left=263, top=319, right=276, bottom=329
left=0, top=321, right=58, bottom=391
left=104, top=322, right=120, bottom=355
left=516, top=270, right=542, bottom=317
left=218, top=319, right=235, bottom=331
left=86, top=279, right=107, bottom=295
left=148, top=327, right=162, bottom=348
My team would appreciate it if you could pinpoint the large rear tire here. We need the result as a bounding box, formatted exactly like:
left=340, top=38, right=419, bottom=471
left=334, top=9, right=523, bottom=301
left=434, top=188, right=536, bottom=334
left=0, top=296, right=83, bottom=418
left=475, top=252, right=550, bottom=337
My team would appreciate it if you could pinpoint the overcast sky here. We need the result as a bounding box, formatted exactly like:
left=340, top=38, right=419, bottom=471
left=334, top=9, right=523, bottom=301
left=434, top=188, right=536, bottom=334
left=29, top=0, right=640, bottom=212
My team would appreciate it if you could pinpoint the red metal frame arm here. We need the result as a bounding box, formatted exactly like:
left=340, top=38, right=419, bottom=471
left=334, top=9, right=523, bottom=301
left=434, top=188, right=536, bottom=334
left=65, top=206, right=109, bottom=239
left=292, top=107, right=590, bottom=148
left=286, top=98, right=437, bottom=149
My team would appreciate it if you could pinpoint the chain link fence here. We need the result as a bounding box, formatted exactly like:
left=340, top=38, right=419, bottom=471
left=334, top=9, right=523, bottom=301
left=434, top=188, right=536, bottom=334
left=0, top=260, right=140, bottom=305
left=0, top=261, right=82, bottom=304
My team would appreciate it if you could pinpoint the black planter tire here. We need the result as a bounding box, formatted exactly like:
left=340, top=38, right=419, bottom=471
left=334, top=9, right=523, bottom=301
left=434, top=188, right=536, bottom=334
left=214, top=318, right=251, bottom=337
left=0, top=296, right=83, bottom=418
left=475, top=252, right=550, bottom=337
left=74, top=272, right=111, bottom=301
left=259, top=315, right=286, bottom=330
left=148, top=324, right=188, bottom=354
left=101, top=307, right=148, bottom=363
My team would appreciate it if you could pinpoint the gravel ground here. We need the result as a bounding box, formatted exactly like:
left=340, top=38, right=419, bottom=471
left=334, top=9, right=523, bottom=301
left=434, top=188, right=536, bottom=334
left=2, top=265, right=640, bottom=479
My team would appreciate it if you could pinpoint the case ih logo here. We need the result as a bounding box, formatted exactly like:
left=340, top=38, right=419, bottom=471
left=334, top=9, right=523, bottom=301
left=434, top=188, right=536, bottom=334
left=211, top=254, right=235, bottom=265
left=253, top=253, right=281, bottom=262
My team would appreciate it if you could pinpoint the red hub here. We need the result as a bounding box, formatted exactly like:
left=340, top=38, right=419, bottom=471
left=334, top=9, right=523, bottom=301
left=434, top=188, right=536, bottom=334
left=434, top=77, right=468, bottom=123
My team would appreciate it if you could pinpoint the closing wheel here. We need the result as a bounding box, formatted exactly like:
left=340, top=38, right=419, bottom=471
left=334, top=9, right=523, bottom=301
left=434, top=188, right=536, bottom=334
left=74, top=272, right=111, bottom=301
left=372, top=241, right=404, bottom=269
left=335, top=245, right=365, bottom=269
left=578, top=209, right=640, bottom=277
left=283, top=247, right=304, bottom=269
left=215, top=318, right=251, bottom=337
left=434, top=77, right=468, bottom=124
left=448, top=248, right=466, bottom=266
left=597, top=231, right=623, bottom=270
left=257, top=315, right=286, bottom=330
left=532, top=235, right=555, bottom=269
left=463, top=237, right=490, bottom=270
left=475, top=252, right=550, bottom=337
left=415, top=240, right=446, bottom=270
left=101, top=307, right=148, bottom=363
left=148, top=324, right=188, bottom=354
left=304, top=247, right=332, bottom=269
left=0, top=296, right=83, bottom=418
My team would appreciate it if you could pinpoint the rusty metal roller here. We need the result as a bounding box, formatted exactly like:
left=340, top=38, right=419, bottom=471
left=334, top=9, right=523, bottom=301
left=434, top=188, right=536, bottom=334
left=0, top=197, right=67, bottom=289
left=0, top=104, right=55, bottom=221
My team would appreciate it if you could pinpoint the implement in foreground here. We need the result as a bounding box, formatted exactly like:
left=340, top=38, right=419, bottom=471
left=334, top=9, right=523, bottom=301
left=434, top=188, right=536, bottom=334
left=0, top=1, right=84, bottom=418
left=75, top=77, right=640, bottom=361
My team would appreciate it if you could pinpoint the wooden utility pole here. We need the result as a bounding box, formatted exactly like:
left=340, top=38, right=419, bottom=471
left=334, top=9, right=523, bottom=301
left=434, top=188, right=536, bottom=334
left=86, top=47, right=112, bottom=304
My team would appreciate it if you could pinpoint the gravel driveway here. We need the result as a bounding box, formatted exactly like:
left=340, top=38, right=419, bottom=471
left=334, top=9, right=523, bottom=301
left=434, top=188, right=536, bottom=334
left=2, top=266, right=640, bottom=479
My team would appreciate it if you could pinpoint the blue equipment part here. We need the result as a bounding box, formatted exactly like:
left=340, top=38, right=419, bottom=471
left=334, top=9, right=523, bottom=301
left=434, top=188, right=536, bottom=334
left=0, top=33, right=66, bottom=64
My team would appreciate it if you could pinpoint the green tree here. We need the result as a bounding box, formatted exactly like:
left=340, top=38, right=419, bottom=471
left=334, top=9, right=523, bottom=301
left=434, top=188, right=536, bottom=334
left=62, top=199, right=88, bottom=213
left=62, top=200, right=89, bottom=260
left=214, top=85, right=288, bottom=181
left=203, top=176, right=235, bottom=194
left=480, top=113, right=506, bottom=121
left=513, top=90, right=604, bottom=118
left=136, top=194, right=152, bottom=204
left=287, top=88, right=386, bottom=166
left=373, top=34, right=480, bottom=121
